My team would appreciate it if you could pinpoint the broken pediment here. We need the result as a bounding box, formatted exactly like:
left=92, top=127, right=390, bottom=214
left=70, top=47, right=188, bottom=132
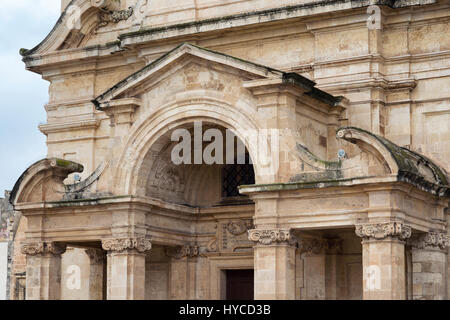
left=20, top=0, right=136, bottom=56
left=289, top=127, right=449, bottom=197
left=10, top=159, right=84, bottom=205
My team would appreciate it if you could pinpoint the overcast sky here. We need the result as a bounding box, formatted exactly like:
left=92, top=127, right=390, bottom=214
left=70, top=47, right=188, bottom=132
left=0, top=0, right=61, bottom=194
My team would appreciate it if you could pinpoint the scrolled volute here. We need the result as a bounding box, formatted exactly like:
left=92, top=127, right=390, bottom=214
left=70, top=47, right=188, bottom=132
left=248, top=228, right=297, bottom=246
left=410, top=232, right=449, bottom=250
left=101, top=237, right=152, bottom=253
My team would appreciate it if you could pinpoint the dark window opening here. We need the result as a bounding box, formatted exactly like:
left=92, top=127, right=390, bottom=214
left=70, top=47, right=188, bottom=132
left=226, top=269, right=254, bottom=300
left=222, top=154, right=255, bottom=198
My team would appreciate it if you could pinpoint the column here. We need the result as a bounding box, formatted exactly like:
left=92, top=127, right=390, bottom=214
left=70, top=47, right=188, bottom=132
left=325, top=239, right=343, bottom=300
left=167, top=245, right=199, bottom=300
left=298, top=238, right=328, bottom=300
left=356, top=222, right=411, bottom=300
left=409, top=232, right=449, bottom=300
left=21, top=241, right=66, bottom=300
left=249, top=229, right=297, bottom=300
left=102, top=238, right=151, bottom=300
left=85, top=248, right=106, bottom=300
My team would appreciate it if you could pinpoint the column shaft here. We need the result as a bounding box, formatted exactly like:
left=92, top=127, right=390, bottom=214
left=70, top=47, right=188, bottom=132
left=362, top=239, right=406, bottom=299
left=21, top=242, right=66, bottom=300
left=409, top=232, right=449, bottom=300
left=250, top=229, right=296, bottom=300
left=102, top=237, right=151, bottom=300
left=85, top=249, right=105, bottom=300
left=107, top=251, right=146, bottom=300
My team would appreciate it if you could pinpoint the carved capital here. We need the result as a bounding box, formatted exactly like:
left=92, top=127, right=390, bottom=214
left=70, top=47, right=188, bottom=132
left=248, top=228, right=297, bottom=246
left=98, top=6, right=134, bottom=28
left=298, top=238, right=327, bottom=254
left=101, top=238, right=152, bottom=253
left=21, top=242, right=66, bottom=256
left=85, top=248, right=105, bottom=264
left=409, top=232, right=449, bottom=250
left=166, top=245, right=199, bottom=259
left=355, top=222, right=411, bottom=241
left=325, top=238, right=344, bottom=254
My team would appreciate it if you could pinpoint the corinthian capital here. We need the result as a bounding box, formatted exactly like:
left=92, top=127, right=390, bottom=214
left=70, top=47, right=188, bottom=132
left=85, top=248, right=105, bottom=264
left=248, top=228, right=297, bottom=246
left=355, top=222, right=411, bottom=241
left=409, top=232, right=449, bottom=250
left=21, top=241, right=66, bottom=256
left=102, top=237, right=152, bottom=253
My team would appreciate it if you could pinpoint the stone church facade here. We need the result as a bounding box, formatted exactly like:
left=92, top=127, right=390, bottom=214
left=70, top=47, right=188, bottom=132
left=8, top=0, right=450, bottom=300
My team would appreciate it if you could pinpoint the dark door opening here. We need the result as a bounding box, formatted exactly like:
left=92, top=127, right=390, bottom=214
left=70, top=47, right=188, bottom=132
left=226, top=269, right=254, bottom=300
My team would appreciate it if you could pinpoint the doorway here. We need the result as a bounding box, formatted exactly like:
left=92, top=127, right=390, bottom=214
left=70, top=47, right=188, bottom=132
left=225, top=269, right=254, bottom=300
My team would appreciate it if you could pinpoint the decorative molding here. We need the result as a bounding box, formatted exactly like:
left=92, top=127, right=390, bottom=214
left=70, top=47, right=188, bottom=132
left=206, top=238, right=218, bottom=253
left=409, top=232, right=449, bottom=250
left=248, top=228, right=297, bottom=246
left=220, top=220, right=254, bottom=252
left=355, top=222, right=412, bottom=241
left=226, top=220, right=253, bottom=236
left=84, top=248, right=105, bottom=264
left=20, top=242, right=66, bottom=256
left=166, top=245, right=199, bottom=259
left=101, top=237, right=152, bottom=253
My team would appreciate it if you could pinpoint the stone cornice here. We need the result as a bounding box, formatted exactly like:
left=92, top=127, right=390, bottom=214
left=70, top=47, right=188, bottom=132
left=409, top=232, right=449, bottom=250
left=39, top=119, right=100, bottom=135
left=21, top=241, right=67, bottom=256
left=101, top=237, right=152, bottom=253
left=355, top=222, right=412, bottom=241
left=248, top=228, right=297, bottom=246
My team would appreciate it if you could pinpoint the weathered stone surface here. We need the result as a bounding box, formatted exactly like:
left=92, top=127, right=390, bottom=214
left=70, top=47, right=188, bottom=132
left=6, top=0, right=450, bottom=301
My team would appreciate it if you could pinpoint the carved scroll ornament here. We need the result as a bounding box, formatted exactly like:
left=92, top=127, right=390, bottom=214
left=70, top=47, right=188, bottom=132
left=21, top=242, right=67, bottom=256
left=248, top=228, right=297, bottom=246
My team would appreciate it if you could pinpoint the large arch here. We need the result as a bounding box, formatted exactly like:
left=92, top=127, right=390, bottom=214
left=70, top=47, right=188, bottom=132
left=112, top=95, right=261, bottom=197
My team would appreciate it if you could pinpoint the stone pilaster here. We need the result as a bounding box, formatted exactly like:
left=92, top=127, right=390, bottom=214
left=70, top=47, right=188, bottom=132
left=102, top=238, right=151, bottom=300
left=324, top=239, right=343, bottom=300
left=85, top=248, right=105, bottom=300
left=166, top=245, right=199, bottom=300
left=297, top=237, right=329, bottom=300
left=408, top=231, right=449, bottom=300
left=249, top=228, right=297, bottom=300
left=21, top=241, right=66, bottom=300
left=356, top=222, right=411, bottom=300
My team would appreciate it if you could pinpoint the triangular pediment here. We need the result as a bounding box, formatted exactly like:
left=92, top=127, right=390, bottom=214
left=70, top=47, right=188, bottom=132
left=93, top=43, right=342, bottom=110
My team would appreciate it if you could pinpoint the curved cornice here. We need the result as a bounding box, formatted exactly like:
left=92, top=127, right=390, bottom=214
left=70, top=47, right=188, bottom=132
left=337, top=127, right=449, bottom=197
left=10, top=158, right=84, bottom=206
